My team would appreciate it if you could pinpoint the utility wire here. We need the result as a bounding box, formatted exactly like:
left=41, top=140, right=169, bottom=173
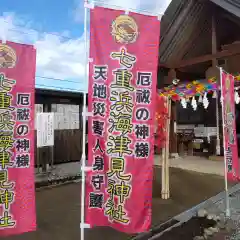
left=36, top=84, right=85, bottom=92
left=1, top=18, right=87, bottom=90
left=36, top=75, right=82, bottom=84
left=1, top=24, right=85, bottom=85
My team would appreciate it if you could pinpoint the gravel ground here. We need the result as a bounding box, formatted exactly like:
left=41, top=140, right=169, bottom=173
left=2, top=167, right=227, bottom=240
left=153, top=182, right=240, bottom=240
left=204, top=189, right=240, bottom=239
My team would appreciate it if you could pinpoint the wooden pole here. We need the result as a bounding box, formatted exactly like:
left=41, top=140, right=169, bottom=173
left=211, top=13, right=217, bottom=67
left=161, top=96, right=171, bottom=199
left=37, top=147, right=41, bottom=173
left=161, top=143, right=166, bottom=199
left=41, top=104, right=48, bottom=173
left=50, top=104, right=54, bottom=169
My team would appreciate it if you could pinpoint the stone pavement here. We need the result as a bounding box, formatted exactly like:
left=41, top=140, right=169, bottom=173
left=35, top=155, right=225, bottom=184
left=34, top=162, right=81, bottom=183
left=204, top=187, right=240, bottom=239
left=143, top=183, right=240, bottom=240
left=154, top=155, right=224, bottom=176
left=2, top=167, right=226, bottom=240
left=29, top=158, right=239, bottom=239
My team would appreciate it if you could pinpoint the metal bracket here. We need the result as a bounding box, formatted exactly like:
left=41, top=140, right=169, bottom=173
left=80, top=223, right=91, bottom=228
left=225, top=209, right=230, bottom=218
left=220, top=96, right=224, bottom=104
left=84, top=2, right=94, bottom=9
left=1, top=34, right=6, bottom=44
left=82, top=112, right=93, bottom=117
left=158, top=14, right=163, bottom=21
left=81, top=166, right=93, bottom=172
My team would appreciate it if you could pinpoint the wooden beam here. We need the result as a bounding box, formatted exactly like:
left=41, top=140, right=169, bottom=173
left=221, top=12, right=240, bottom=28
left=175, top=46, right=240, bottom=69
left=160, top=42, right=240, bottom=69
left=222, top=41, right=240, bottom=51
left=158, top=63, right=170, bottom=69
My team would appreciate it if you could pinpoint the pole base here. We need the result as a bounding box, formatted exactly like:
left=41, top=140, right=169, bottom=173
left=161, top=192, right=170, bottom=200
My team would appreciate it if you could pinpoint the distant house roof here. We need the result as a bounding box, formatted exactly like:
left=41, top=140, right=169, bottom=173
left=35, top=87, right=83, bottom=99
left=35, top=88, right=89, bottom=105
left=35, top=88, right=87, bottom=102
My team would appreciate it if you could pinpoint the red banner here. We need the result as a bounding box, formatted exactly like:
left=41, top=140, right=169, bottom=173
left=221, top=71, right=239, bottom=181
left=0, top=41, right=36, bottom=236
left=86, top=7, right=160, bottom=233
left=155, top=95, right=169, bottom=150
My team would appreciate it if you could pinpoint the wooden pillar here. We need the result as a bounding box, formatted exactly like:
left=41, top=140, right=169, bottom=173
left=41, top=104, right=48, bottom=173
left=167, top=69, right=176, bottom=84
left=206, top=14, right=219, bottom=79
left=205, top=13, right=219, bottom=78
left=205, top=13, right=222, bottom=156
left=212, top=14, right=217, bottom=67
left=80, top=95, right=84, bottom=161
left=49, top=103, right=54, bottom=168
left=167, top=69, right=178, bottom=157
left=169, top=101, right=178, bottom=156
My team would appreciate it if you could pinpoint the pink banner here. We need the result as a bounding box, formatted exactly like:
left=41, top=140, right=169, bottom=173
left=221, top=71, right=239, bottom=181
left=86, top=7, right=160, bottom=233
left=0, top=41, right=36, bottom=236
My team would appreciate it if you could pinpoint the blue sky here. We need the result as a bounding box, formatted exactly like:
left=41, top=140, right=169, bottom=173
left=0, top=0, right=171, bottom=92
left=0, top=0, right=83, bottom=38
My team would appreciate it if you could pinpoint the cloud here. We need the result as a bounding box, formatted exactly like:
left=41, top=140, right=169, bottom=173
left=0, top=0, right=172, bottom=92
left=138, top=0, right=172, bottom=14
left=0, top=12, right=87, bottom=91
left=73, top=0, right=172, bottom=20
left=35, top=34, right=85, bottom=79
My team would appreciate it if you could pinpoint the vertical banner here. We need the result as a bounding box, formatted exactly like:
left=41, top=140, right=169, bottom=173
left=0, top=41, right=36, bottom=236
left=221, top=71, right=239, bottom=181
left=155, top=95, right=168, bottom=150
left=86, top=6, right=160, bottom=233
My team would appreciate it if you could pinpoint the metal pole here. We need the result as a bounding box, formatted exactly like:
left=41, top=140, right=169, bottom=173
left=80, top=1, right=89, bottom=239
left=219, top=67, right=230, bottom=218
left=161, top=96, right=166, bottom=199
left=216, top=91, right=220, bottom=155
left=166, top=97, right=171, bottom=199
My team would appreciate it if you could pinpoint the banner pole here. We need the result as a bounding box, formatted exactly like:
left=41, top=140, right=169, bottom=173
left=167, top=97, right=171, bottom=199
left=161, top=97, right=167, bottom=199
left=80, top=1, right=89, bottom=240
left=216, top=91, right=220, bottom=155
left=219, top=67, right=230, bottom=218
